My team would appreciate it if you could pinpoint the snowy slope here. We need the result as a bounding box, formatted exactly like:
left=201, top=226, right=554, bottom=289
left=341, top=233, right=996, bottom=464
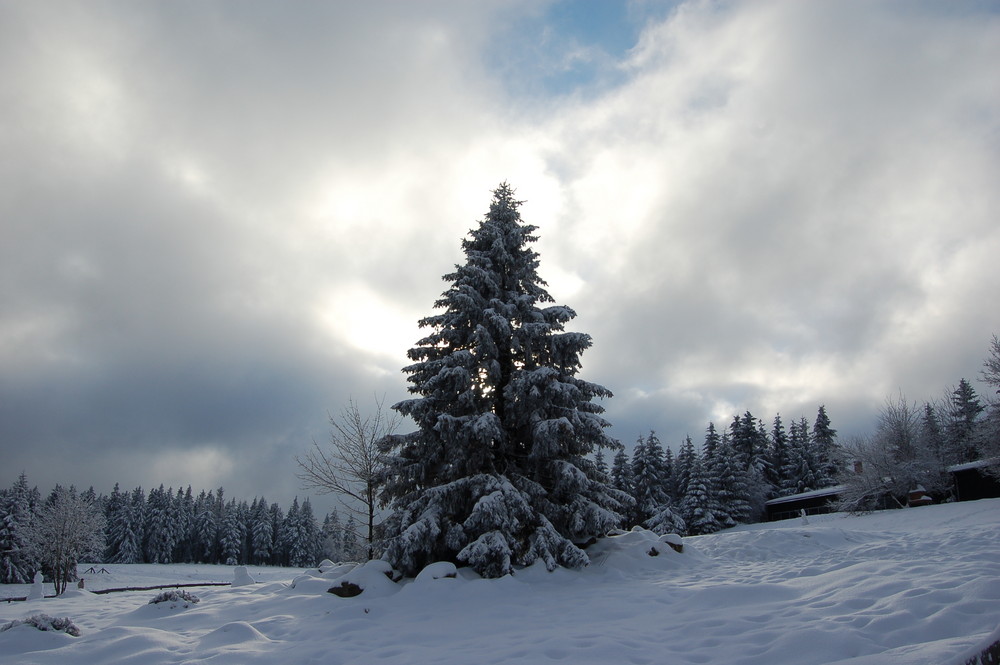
left=2, top=498, right=998, bottom=665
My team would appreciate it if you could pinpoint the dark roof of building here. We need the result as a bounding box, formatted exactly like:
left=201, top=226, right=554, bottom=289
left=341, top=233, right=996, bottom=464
left=765, top=485, right=846, bottom=506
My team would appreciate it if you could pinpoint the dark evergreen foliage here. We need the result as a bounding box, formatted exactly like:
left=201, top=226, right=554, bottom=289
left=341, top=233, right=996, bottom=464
left=378, top=184, right=630, bottom=577
left=946, top=379, right=984, bottom=464
left=0, top=475, right=349, bottom=571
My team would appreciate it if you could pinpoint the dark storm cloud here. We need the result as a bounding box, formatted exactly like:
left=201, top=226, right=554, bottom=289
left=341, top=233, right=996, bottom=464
left=0, top=0, right=521, bottom=504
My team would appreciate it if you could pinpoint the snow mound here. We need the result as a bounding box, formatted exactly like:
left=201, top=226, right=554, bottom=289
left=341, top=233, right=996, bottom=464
left=327, top=560, right=401, bottom=599
left=321, top=562, right=359, bottom=578
left=56, top=588, right=95, bottom=599
left=586, top=529, right=703, bottom=573
left=232, top=566, right=255, bottom=587
left=0, top=614, right=81, bottom=638
left=0, top=622, right=77, bottom=655
left=287, top=571, right=339, bottom=595
left=414, top=561, right=458, bottom=583
left=199, top=621, right=271, bottom=648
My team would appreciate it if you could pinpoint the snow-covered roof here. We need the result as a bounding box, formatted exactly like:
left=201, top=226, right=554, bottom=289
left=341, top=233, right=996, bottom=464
left=947, top=457, right=1000, bottom=473
left=765, top=485, right=846, bottom=506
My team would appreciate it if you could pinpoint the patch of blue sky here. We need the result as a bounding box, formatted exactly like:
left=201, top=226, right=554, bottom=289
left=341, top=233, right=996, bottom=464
left=487, top=0, right=683, bottom=101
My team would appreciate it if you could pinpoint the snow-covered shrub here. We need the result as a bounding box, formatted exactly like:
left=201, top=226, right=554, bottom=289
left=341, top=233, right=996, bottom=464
left=0, top=614, right=81, bottom=637
left=148, top=590, right=200, bottom=607
left=644, top=505, right=686, bottom=537
left=585, top=528, right=700, bottom=572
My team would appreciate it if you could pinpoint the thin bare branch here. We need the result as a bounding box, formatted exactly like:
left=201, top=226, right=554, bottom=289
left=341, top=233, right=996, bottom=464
left=295, top=395, right=399, bottom=559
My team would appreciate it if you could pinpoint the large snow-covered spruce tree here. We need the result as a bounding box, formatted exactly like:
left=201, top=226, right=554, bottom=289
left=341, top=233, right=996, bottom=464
left=378, top=184, right=630, bottom=578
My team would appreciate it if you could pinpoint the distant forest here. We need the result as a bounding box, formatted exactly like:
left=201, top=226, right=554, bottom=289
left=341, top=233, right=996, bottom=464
left=0, top=477, right=354, bottom=585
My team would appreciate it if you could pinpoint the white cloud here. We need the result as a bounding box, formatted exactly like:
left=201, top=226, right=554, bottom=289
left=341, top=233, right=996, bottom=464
left=515, top=0, right=1000, bottom=444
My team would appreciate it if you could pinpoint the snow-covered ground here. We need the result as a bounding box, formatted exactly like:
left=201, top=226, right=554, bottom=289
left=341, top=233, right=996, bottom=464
left=2, top=498, right=998, bottom=665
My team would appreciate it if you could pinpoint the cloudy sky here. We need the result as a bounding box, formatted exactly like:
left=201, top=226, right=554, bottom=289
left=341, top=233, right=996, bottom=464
left=2, top=0, right=998, bottom=512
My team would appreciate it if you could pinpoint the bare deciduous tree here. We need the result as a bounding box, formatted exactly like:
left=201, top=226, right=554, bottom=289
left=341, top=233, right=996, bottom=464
left=837, top=393, right=950, bottom=513
left=30, top=486, right=105, bottom=595
left=296, top=397, right=399, bottom=560
left=976, top=334, right=1000, bottom=477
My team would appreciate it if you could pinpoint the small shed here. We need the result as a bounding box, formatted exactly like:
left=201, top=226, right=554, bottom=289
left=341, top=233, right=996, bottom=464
left=907, top=485, right=933, bottom=507
left=948, top=459, right=1000, bottom=501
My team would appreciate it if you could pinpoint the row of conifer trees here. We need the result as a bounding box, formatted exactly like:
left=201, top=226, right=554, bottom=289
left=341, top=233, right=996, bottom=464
left=0, top=474, right=360, bottom=585
left=603, top=406, right=838, bottom=536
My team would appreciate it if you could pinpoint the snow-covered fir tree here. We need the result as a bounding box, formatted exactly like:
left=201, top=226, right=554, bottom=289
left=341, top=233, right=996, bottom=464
left=249, top=497, right=274, bottom=565
left=610, top=449, right=634, bottom=497
left=781, top=417, right=822, bottom=496
left=643, top=504, right=686, bottom=536
left=281, top=497, right=318, bottom=567
left=945, top=379, right=984, bottom=464
left=219, top=499, right=244, bottom=566
left=680, top=455, right=723, bottom=536
left=104, top=483, right=142, bottom=564
left=663, top=446, right=675, bottom=488
left=378, top=184, right=631, bottom=578
left=711, top=437, right=747, bottom=528
left=768, top=414, right=789, bottom=491
left=172, top=487, right=195, bottom=563
left=671, top=435, right=697, bottom=502
left=342, top=514, right=363, bottom=562
left=631, top=431, right=671, bottom=524
left=731, top=412, right=769, bottom=478
left=593, top=449, right=610, bottom=483
left=702, top=422, right=721, bottom=462
left=918, top=403, right=945, bottom=463
left=320, top=510, right=344, bottom=562
left=144, top=485, right=176, bottom=564
left=299, top=498, right=320, bottom=565
left=0, top=503, right=21, bottom=583
left=192, top=490, right=217, bottom=563
left=269, top=502, right=284, bottom=565
left=0, top=473, right=35, bottom=583
left=812, top=405, right=839, bottom=484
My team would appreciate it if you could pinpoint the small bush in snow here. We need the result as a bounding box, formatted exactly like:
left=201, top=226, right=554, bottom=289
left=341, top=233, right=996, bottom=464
left=148, top=590, right=200, bottom=607
left=0, top=614, right=81, bottom=637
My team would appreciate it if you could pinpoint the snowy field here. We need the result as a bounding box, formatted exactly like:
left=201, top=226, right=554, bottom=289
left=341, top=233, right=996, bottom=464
left=2, top=498, right=998, bottom=665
